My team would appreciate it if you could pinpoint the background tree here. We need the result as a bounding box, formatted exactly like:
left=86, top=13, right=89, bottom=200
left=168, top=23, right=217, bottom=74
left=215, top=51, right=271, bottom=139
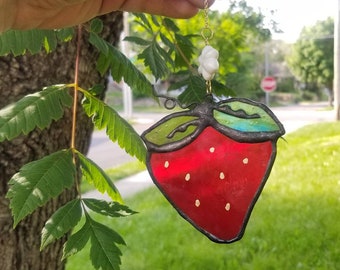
left=129, top=0, right=272, bottom=100
left=287, top=17, right=334, bottom=105
left=0, top=13, right=123, bottom=270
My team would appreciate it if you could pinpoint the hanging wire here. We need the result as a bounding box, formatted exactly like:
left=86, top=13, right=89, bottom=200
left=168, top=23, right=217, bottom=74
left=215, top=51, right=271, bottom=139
left=152, top=87, right=199, bottom=110
left=200, top=0, right=214, bottom=94
left=201, top=0, right=214, bottom=46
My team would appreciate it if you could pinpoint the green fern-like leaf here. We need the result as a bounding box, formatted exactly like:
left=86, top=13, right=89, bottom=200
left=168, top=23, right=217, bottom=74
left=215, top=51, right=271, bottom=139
left=77, top=152, right=123, bottom=203
left=174, top=33, right=196, bottom=67
left=62, top=217, right=92, bottom=260
left=123, top=36, right=150, bottom=46
left=6, top=149, right=76, bottom=227
left=138, top=42, right=171, bottom=80
left=0, top=28, right=74, bottom=56
left=81, top=91, right=147, bottom=163
left=169, top=74, right=207, bottom=105
left=0, top=84, right=72, bottom=142
left=83, top=199, right=137, bottom=218
left=88, top=216, right=125, bottom=270
left=41, top=199, right=82, bottom=250
left=63, top=213, right=125, bottom=269
left=89, top=32, right=153, bottom=97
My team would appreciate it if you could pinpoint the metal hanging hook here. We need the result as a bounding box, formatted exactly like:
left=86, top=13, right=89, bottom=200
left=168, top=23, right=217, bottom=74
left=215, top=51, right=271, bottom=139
left=201, top=0, right=214, bottom=45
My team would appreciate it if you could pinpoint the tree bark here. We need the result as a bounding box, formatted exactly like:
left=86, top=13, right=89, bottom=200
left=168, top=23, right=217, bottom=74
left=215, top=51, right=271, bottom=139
left=0, top=12, right=123, bottom=270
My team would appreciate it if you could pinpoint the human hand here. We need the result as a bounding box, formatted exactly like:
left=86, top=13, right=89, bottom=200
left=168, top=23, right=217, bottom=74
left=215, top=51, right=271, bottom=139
left=0, top=0, right=215, bottom=32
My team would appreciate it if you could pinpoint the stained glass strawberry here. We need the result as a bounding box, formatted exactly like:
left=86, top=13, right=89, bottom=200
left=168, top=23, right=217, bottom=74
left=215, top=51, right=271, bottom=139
left=141, top=97, right=285, bottom=243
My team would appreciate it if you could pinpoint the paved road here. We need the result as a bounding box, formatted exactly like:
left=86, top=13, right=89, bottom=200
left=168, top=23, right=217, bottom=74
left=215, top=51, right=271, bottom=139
left=85, top=102, right=335, bottom=199
left=271, top=102, right=334, bottom=133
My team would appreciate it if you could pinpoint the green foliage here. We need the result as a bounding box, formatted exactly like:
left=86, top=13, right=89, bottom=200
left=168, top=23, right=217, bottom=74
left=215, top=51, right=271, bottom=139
left=41, top=199, right=82, bottom=250
left=128, top=5, right=271, bottom=102
left=0, top=28, right=74, bottom=56
left=0, top=85, right=72, bottom=142
left=287, top=17, right=334, bottom=94
left=89, top=32, right=153, bottom=97
left=87, top=215, right=125, bottom=270
left=6, top=149, right=76, bottom=227
left=169, top=73, right=207, bottom=104
left=56, top=199, right=136, bottom=270
left=81, top=91, right=146, bottom=163
left=82, top=199, right=137, bottom=218
left=64, top=213, right=126, bottom=270
left=138, top=42, right=173, bottom=79
left=77, top=151, right=122, bottom=203
left=62, top=215, right=92, bottom=260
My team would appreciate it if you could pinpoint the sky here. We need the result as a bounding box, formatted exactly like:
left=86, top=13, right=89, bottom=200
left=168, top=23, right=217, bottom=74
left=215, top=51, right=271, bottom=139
left=211, top=0, right=337, bottom=42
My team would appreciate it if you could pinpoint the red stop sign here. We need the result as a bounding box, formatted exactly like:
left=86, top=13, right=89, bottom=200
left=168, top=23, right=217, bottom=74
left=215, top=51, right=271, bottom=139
left=261, top=76, right=277, bottom=92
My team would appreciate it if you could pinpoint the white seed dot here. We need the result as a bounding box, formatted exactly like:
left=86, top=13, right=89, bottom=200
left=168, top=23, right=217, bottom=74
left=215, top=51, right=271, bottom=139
left=185, top=173, right=191, bottom=181
left=195, top=199, right=201, bottom=207
left=225, top=203, right=231, bottom=211
left=209, top=147, right=215, bottom=153
left=243, top=158, right=249, bottom=165
left=219, top=172, right=225, bottom=180
left=164, top=161, right=170, bottom=168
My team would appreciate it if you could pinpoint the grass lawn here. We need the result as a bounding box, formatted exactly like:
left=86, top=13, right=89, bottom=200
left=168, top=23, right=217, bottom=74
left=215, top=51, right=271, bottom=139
left=67, top=122, right=340, bottom=270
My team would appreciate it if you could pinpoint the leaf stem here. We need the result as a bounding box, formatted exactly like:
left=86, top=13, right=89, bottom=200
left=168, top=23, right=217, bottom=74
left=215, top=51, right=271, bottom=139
left=71, top=25, right=82, bottom=150
left=161, top=17, right=196, bottom=73
left=71, top=25, right=83, bottom=198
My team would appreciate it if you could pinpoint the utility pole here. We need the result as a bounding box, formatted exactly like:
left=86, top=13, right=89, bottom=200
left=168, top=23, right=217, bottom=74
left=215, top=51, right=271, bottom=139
left=264, top=42, right=270, bottom=106
left=334, top=0, right=340, bottom=120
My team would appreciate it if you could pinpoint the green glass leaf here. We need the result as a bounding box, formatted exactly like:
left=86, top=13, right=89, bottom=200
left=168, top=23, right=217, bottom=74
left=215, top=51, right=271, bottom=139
left=89, top=32, right=153, bottom=97
left=41, top=199, right=82, bottom=250
left=143, top=114, right=200, bottom=147
left=81, top=91, right=147, bottom=163
left=62, top=218, right=91, bottom=260
left=77, top=152, right=123, bottom=203
left=88, top=216, right=125, bottom=270
left=83, top=199, right=137, bottom=218
left=6, top=149, right=75, bottom=227
left=0, top=84, right=72, bottom=142
left=214, top=99, right=283, bottom=133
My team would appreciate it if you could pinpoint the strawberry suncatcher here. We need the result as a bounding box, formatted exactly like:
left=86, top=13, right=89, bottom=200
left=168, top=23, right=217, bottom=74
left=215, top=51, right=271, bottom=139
left=141, top=97, right=285, bottom=243
left=142, top=0, right=285, bottom=244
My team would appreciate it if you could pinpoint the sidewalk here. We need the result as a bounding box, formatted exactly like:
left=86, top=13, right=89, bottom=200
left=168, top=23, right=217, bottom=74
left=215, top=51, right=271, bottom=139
left=83, top=171, right=154, bottom=201
left=84, top=112, right=163, bottom=201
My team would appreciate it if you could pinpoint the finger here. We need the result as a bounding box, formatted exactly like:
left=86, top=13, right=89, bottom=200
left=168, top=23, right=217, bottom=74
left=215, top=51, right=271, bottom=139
left=186, top=0, right=215, bottom=9
left=101, top=0, right=213, bottom=19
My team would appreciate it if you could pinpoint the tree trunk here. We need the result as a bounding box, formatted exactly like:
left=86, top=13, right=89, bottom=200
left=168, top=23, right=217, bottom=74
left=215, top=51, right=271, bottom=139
left=0, top=12, right=123, bottom=270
